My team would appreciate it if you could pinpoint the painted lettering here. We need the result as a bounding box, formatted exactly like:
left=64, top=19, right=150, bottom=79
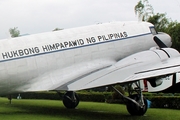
left=2, top=47, right=40, bottom=59
left=86, top=37, right=96, bottom=44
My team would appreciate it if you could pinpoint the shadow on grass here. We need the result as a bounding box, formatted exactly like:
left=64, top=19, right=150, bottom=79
left=0, top=99, right=149, bottom=120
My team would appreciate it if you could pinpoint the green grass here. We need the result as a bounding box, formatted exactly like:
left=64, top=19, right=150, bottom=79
left=0, top=97, right=179, bottom=120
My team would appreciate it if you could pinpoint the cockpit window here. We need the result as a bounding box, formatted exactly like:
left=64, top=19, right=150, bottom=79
left=149, top=27, right=158, bottom=35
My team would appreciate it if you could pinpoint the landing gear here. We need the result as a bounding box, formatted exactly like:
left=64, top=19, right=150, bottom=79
left=125, top=81, right=148, bottom=115
left=126, top=94, right=147, bottom=115
left=112, top=81, right=148, bottom=116
left=63, top=91, right=79, bottom=109
left=7, top=95, right=12, bottom=104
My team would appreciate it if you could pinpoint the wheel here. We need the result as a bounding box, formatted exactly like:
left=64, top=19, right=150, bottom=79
left=63, top=91, right=79, bottom=109
left=126, top=94, right=147, bottom=116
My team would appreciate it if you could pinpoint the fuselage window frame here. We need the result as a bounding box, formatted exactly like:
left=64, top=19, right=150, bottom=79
left=149, top=26, right=158, bottom=35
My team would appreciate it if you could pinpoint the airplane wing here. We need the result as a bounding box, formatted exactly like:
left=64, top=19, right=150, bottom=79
left=59, top=48, right=180, bottom=91
left=19, top=47, right=180, bottom=93
left=19, top=59, right=116, bottom=92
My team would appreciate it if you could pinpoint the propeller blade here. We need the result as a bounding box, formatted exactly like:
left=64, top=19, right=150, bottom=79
left=153, top=36, right=168, bottom=48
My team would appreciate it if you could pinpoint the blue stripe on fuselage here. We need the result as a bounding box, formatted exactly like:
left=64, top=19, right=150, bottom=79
left=0, top=32, right=152, bottom=63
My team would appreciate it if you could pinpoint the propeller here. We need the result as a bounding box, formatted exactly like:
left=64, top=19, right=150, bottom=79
left=153, top=36, right=168, bottom=48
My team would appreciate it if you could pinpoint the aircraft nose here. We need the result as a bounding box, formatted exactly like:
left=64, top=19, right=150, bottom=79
left=155, top=32, right=172, bottom=47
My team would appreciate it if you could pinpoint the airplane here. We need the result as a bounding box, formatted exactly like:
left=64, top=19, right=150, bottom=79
left=0, top=21, right=179, bottom=116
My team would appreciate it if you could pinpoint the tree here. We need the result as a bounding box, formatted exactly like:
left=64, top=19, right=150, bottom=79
left=9, top=27, right=20, bottom=38
left=147, top=13, right=170, bottom=32
left=165, top=21, right=180, bottom=52
left=134, top=0, right=154, bottom=21
left=53, top=28, right=63, bottom=31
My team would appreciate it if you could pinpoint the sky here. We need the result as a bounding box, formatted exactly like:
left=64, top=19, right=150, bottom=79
left=0, top=0, right=180, bottom=39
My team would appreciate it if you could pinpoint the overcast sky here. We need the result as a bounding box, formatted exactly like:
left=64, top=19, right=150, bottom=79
left=0, top=0, right=180, bottom=39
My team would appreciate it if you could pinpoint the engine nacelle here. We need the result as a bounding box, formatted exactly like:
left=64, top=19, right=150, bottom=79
left=161, top=48, right=180, bottom=58
left=144, top=48, right=180, bottom=92
left=141, top=73, right=180, bottom=93
left=120, top=48, right=180, bottom=93
left=116, top=48, right=179, bottom=69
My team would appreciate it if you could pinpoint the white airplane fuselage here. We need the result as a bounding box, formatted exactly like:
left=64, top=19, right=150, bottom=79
left=0, top=21, right=171, bottom=94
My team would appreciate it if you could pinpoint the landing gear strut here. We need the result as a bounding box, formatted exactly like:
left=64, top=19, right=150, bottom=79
left=126, top=94, right=147, bottom=115
left=63, top=91, right=79, bottom=109
left=112, top=81, right=148, bottom=116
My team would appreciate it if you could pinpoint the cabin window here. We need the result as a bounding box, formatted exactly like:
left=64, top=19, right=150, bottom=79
left=149, top=27, right=158, bottom=35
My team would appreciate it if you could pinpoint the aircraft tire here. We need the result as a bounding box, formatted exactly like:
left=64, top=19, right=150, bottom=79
left=126, top=94, right=147, bottom=116
left=63, top=91, right=79, bottom=109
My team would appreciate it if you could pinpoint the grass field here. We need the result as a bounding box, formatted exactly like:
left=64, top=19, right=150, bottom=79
left=0, top=97, right=179, bottom=120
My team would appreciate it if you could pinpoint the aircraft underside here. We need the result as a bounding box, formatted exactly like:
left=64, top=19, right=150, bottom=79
left=61, top=73, right=180, bottom=116
left=61, top=80, right=148, bottom=116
